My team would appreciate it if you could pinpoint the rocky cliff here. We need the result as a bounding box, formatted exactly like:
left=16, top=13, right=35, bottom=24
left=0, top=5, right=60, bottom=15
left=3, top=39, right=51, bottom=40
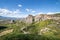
left=25, top=14, right=60, bottom=23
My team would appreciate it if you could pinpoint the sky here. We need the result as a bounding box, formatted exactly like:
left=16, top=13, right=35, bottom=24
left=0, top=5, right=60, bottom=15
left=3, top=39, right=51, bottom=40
left=0, top=0, right=60, bottom=18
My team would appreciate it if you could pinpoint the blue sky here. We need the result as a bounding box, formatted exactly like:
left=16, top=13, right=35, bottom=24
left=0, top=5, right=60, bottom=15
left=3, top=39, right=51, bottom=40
left=0, top=0, right=60, bottom=18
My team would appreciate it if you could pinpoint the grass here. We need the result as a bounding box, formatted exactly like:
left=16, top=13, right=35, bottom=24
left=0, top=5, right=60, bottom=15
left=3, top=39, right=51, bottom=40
left=0, top=34, right=60, bottom=40
left=0, top=19, right=60, bottom=40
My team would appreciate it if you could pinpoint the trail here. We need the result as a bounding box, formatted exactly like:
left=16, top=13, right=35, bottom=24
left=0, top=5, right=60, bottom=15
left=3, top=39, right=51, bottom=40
left=0, top=29, right=13, bottom=36
left=21, top=27, right=30, bottom=34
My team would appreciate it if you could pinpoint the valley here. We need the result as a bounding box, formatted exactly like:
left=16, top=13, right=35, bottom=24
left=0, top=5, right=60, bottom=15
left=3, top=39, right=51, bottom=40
left=0, top=13, right=60, bottom=40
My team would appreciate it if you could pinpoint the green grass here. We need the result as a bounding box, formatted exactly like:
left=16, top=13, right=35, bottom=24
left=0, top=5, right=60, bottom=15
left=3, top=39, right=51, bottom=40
left=0, top=34, right=60, bottom=40
left=0, top=19, right=60, bottom=40
left=25, top=19, right=60, bottom=37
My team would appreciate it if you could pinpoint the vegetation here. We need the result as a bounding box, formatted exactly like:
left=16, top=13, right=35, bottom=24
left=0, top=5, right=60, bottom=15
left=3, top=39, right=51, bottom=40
left=0, top=19, right=60, bottom=40
left=0, top=34, right=60, bottom=40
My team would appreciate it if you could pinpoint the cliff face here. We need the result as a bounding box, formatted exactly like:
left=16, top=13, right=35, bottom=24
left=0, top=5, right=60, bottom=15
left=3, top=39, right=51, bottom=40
left=25, top=14, right=60, bottom=23
left=25, top=15, right=34, bottom=23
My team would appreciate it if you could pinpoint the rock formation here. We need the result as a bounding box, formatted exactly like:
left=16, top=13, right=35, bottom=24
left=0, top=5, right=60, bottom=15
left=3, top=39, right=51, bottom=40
left=25, top=14, right=60, bottom=23
left=25, top=15, right=34, bottom=23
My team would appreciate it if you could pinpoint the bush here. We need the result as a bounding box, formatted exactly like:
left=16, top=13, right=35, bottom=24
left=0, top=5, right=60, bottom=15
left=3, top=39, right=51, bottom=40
left=1, top=34, right=60, bottom=40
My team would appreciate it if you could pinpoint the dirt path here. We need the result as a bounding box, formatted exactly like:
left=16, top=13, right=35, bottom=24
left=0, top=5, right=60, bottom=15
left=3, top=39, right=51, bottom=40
left=21, top=27, right=30, bottom=34
left=0, top=29, right=13, bottom=36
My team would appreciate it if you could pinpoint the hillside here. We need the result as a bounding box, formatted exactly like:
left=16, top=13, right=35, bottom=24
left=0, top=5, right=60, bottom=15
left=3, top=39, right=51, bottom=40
left=0, top=14, right=60, bottom=40
left=24, top=19, right=60, bottom=37
left=0, top=19, right=60, bottom=40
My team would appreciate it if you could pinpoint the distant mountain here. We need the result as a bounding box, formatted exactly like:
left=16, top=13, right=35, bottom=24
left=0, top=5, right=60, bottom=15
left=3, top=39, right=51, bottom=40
left=53, top=13, right=60, bottom=17
left=0, top=16, right=21, bottom=20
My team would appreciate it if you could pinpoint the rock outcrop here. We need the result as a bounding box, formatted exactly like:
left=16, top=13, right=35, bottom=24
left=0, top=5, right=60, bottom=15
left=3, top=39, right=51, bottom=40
left=25, top=15, right=34, bottom=23
left=25, top=14, right=60, bottom=23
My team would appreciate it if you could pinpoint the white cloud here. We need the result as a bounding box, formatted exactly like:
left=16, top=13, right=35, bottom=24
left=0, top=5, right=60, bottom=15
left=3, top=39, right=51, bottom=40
left=0, top=8, right=26, bottom=18
left=18, top=4, right=22, bottom=7
left=32, top=11, right=36, bottom=13
left=30, top=12, right=44, bottom=16
left=46, top=12, right=60, bottom=15
left=47, top=12, right=55, bottom=14
left=25, top=8, right=31, bottom=12
left=37, top=12, right=44, bottom=14
left=25, top=8, right=36, bottom=13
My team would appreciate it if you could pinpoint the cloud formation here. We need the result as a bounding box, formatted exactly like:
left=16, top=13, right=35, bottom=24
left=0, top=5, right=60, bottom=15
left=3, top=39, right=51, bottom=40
left=25, top=8, right=31, bottom=12
left=32, top=12, right=44, bottom=16
left=0, top=8, right=26, bottom=18
left=47, top=12, right=55, bottom=14
left=0, top=8, right=58, bottom=18
left=18, top=4, right=22, bottom=7
left=31, top=10, right=36, bottom=13
left=25, top=8, right=36, bottom=13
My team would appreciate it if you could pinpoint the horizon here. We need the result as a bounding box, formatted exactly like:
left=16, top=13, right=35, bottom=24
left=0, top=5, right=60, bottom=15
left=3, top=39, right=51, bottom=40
left=0, top=0, right=60, bottom=18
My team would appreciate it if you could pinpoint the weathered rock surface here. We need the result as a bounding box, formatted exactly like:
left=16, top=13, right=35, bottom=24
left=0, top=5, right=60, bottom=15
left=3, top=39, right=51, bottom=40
left=25, top=14, right=60, bottom=23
